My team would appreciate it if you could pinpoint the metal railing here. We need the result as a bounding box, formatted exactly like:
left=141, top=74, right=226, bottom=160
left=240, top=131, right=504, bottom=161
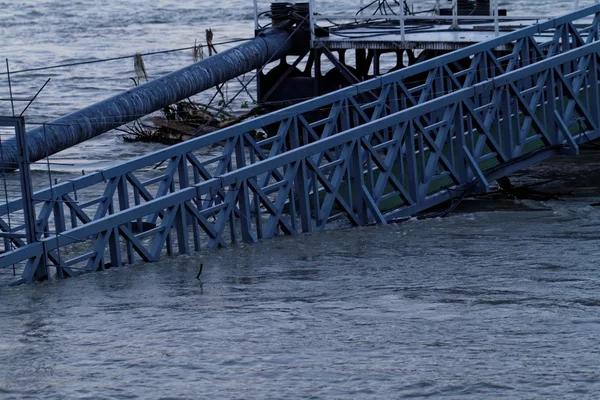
left=309, top=0, right=600, bottom=45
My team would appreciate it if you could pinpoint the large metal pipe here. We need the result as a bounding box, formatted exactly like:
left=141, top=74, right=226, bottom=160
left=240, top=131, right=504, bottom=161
left=2, top=29, right=293, bottom=170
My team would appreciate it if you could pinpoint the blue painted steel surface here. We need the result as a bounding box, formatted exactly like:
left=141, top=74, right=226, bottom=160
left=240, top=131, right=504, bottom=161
left=0, top=29, right=293, bottom=170
left=1, top=5, right=600, bottom=284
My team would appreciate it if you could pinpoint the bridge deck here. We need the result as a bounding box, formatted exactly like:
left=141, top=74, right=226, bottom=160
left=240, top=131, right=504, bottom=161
left=1, top=5, right=600, bottom=285
left=316, top=21, right=537, bottom=51
left=311, top=9, right=597, bottom=51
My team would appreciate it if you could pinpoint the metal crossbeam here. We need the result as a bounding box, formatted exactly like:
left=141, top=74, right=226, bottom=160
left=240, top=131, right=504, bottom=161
left=2, top=5, right=600, bottom=284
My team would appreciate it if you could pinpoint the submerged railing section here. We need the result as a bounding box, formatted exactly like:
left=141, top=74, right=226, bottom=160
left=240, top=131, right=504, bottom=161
left=1, top=5, right=600, bottom=284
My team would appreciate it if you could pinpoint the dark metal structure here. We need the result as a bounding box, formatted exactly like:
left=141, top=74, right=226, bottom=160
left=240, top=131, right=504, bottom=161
left=258, top=0, right=517, bottom=106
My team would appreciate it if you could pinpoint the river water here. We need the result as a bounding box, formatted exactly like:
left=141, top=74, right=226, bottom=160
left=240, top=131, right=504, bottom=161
left=1, top=1, right=600, bottom=399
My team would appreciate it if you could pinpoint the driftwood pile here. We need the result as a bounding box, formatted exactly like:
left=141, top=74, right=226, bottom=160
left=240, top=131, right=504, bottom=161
left=118, top=101, right=264, bottom=145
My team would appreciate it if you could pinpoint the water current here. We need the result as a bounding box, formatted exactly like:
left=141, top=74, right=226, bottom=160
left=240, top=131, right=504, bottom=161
left=1, top=1, right=600, bottom=398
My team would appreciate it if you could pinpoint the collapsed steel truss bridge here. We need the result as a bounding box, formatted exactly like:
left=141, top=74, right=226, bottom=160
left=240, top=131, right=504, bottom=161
left=1, top=5, right=600, bottom=285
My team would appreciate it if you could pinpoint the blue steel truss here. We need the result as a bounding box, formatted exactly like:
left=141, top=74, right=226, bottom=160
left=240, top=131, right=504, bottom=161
left=1, top=5, right=600, bottom=284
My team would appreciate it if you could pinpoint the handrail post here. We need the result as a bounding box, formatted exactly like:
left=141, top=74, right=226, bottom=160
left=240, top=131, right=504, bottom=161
left=400, top=3, right=406, bottom=42
left=253, top=0, right=259, bottom=31
left=14, top=117, right=37, bottom=247
left=309, top=0, right=316, bottom=47
left=494, top=0, right=499, bottom=37
left=451, top=0, right=459, bottom=29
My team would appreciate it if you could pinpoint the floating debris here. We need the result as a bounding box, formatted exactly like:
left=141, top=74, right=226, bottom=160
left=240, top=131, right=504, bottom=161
left=193, top=39, right=204, bottom=63
left=118, top=33, right=264, bottom=145
left=133, top=53, right=148, bottom=82
left=117, top=100, right=265, bottom=145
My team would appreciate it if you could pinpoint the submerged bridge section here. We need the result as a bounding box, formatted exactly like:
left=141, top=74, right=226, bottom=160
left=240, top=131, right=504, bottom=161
left=1, top=5, right=600, bottom=284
